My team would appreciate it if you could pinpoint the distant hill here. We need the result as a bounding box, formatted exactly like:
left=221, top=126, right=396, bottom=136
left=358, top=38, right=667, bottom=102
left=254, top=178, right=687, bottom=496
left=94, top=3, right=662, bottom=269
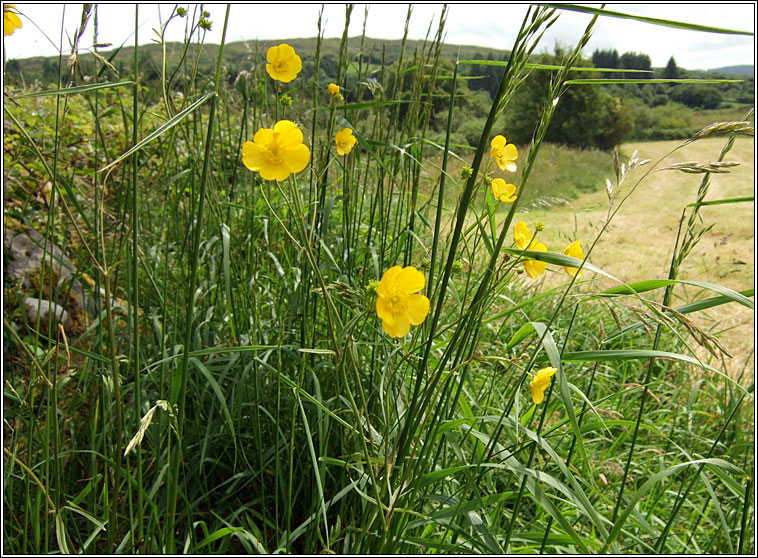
left=2, top=37, right=511, bottom=87
left=707, top=65, right=754, bottom=76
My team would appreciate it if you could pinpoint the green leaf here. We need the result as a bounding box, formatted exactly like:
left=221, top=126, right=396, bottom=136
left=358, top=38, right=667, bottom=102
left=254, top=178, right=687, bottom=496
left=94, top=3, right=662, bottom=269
left=505, top=322, right=537, bottom=351
left=14, top=80, right=135, bottom=98
left=566, top=78, right=742, bottom=85
left=531, top=322, right=601, bottom=525
left=484, top=184, right=498, bottom=244
left=100, top=92, right=216, bottom=172
left=687, top=195, right=754, bottom=207
left=459, top=60, right=651, bottom=73
left=603, top=458, right=743, bottom=551
left=189, top=357, right=237, bottom=441
left=503, top=247, right=616, bottom=282
left=547, top=4, right=754, bottom=35
left=418, top=465, right=471, bottom=488
left=598, top=279, right=753, bottom=310
left=560, top=350, right=749, bottom=393
left=603, top=288, right=754, bottom=343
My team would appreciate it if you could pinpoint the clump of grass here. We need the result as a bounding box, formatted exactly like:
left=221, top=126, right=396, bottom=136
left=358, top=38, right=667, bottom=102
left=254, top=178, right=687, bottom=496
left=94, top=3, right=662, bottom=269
left=3, top=4, right=753, bottom=555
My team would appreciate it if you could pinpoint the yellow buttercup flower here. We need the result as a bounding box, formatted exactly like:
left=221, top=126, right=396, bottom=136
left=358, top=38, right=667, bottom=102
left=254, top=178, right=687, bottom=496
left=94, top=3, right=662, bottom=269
left=265, top=43, right=302, bottom=83
left=375, top=266, right=430, bottom=338
left=4, top=4, right=22, bottom=36
left=514, top=221, right=532, bottom=250
left=490, top=135, right=518, bottom=172
left=241, top=120, right=310, bottom=181
left=327, top=83, right=340, bottom=96
left=563, top=240, right=584, bottom=277
left=335, top=128, right=357, bottom=156
left=523, top=240, right=547, bottom=279
left=530, top=367, right=557, bottom=404
left=492, top=178, right=517, bottom=203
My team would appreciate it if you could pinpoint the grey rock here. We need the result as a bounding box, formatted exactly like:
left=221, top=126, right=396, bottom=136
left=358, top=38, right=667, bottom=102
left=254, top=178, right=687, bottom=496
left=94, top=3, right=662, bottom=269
left=4, top=228, right=92, bottom=335
left=23, top=297, right=72, bottom=332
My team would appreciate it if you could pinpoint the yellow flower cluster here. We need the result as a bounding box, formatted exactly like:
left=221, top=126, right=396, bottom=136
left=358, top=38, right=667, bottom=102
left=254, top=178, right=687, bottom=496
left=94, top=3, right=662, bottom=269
left=4, top=4, right=22, bottom=36
left=242, top=46, right=363, bottom=183
left=239, top=47, right=583, bottom=347
left=513, top=222, right=585, bottom=280
left=488, top=135, right=519, bottom=204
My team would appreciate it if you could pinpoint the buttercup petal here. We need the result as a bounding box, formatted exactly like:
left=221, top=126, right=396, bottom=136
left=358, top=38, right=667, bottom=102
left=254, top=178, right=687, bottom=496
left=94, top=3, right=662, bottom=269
left=563, top=240, right=584, bottom=277
left=396, top=266, right=425, bottom=294
left=375, top=296, right=394, bottom=323
left=253, top=128, right=274, bottom=146
left=273, top=163, right=292, bottom=182
left=286, top=144, right=311, bottom=173
left=241, top=143, right=266, bottom=171
left=524, top=242, right=547, bottom=279
left=406, top=294, right=430, bottom=325
left=514, top=221, right=532, bottom=250
left=278, top=43, right=296, bottom=59
left=376, top=266, right=403, bottom=296
left=530, top=367, right=557, bottom=404
left=491, top=135, right=506, bottom=150
left=502, top=143, right=518, bottom=161
left=383, top=315, right=410, bottom=338
left=266, top=45, right=281, bottom=64
left=280, top=125, right=304, bottom=147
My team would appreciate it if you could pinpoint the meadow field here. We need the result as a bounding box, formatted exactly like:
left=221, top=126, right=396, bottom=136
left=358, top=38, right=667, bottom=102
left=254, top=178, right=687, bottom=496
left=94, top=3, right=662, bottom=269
left=3, top=4, right=754, bottom=554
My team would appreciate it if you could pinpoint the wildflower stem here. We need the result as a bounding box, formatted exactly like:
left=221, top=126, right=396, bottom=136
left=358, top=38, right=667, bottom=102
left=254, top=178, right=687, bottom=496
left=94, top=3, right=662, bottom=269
left=165, top=6, right=229, bottom=552
left=129, top=6, right=145, bottom=550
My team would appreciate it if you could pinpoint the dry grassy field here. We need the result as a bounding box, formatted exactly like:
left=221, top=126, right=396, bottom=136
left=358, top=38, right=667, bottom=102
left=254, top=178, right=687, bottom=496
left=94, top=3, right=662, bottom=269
left=520, top=137, right=754, bottom=376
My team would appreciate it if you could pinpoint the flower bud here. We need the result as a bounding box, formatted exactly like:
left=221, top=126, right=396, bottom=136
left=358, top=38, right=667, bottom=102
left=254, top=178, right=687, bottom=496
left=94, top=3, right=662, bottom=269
left=366, top=280, right=380, bottom=296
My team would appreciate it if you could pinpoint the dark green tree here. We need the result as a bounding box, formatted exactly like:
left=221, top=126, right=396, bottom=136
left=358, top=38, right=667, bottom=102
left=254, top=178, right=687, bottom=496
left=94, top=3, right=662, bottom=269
left=663, top=56, right=680, bottom=79
left=591, top=48, right=619, bottom=77
left=619, top=51, right=652, bottom=80
left=670, top=83, right=721, bottom=109
left=504, top=52, right=631, bottom=150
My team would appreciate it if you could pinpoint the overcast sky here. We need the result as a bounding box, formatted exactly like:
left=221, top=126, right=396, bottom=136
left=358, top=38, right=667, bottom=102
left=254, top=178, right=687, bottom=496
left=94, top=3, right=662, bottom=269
left=3, top=3, right=755, bottom=71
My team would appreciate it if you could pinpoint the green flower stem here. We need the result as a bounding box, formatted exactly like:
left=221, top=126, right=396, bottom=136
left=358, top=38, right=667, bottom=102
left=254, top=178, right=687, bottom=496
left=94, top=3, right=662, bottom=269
left=504, top=306, right=579, bottom=551
left=395, top=5, right=561, bottom=477
left=284, top=176, right=386, bottom=534
left=129, top=6, right=145, bottom=550
left=426, top=60, right=458, bottom=298
left=165, top=6, right=230, bottom=552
